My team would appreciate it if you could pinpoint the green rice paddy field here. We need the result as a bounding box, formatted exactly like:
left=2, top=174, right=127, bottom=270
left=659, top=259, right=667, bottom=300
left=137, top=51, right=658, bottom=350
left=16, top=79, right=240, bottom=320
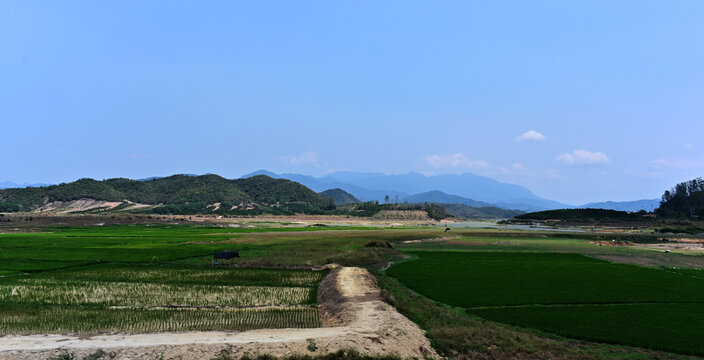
left=0, top=224, right=354, bottom=334
left=4, top=222, right=704, bottom=358
left=386, top=250, right=704, bottom=356
left=0, top=223, right=436, bottom=335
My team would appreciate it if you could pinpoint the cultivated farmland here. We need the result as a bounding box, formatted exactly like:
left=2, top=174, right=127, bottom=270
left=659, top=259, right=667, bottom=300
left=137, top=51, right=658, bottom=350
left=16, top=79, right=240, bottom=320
left=0, top=263, right=324, bottom=335
left=386, top=250, right=704, bottom=356
left=2, top=220, right=704, bottom=359
left=0, top=225, right=343, bottom=335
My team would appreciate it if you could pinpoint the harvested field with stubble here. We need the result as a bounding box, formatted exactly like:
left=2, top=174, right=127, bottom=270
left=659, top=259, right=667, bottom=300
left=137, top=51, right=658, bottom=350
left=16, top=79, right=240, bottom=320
left=0, top=267, right=437, bottom=360
left=0, top=264, right=325, bottom=335
left=0, top=279, right=316, bottom=307
left=0, top=305, right=321, bottom=334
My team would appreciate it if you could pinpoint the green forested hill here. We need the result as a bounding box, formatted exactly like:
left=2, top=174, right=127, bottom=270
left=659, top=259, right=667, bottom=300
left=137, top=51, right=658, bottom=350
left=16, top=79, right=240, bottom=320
left=319, top=188, right=361, bottom=206
left=233, top=176, right=328, bottom=204
left=0, top=174, right=332, bottom=214
left=440, top=203, right=523, bottom=219
left=508, top=208, right=654, bottom=225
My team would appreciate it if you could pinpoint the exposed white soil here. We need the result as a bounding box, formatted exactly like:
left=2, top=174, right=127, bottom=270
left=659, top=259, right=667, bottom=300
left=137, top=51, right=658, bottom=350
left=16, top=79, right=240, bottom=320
left=0, top=267, right=437, bottom=360
left=208, top=202, right=222, bottom=212
left=120, top=201, right=155, bottom=211
left=372, top=210, right=430, bottom=221
left=637, top=241, right=704, bottom=253
left=32, top=199, right=154, bottom=214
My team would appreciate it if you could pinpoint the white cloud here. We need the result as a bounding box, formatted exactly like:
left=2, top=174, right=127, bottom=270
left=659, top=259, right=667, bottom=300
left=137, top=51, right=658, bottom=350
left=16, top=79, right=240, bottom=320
left=515, top=130, right=546, bottom=142
left=651, top=157, right=704, bottom=170
left=277, top=151, right=321, bottom=167
left=423, top=153, right=489, bottom=169
left=556, top=150, right=610, bottom=165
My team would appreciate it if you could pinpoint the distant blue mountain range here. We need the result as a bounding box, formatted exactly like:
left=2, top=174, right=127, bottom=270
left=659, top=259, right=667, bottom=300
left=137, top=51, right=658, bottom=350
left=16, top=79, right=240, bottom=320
left=576, top=199, right=660, bottom=212
left=241, top=170, right=567, bottom=211
left=0, top=181, right=51, bottom=189
left=240, top=170, right=659, bottom=212
left=401, top=191, right=497, bottom=208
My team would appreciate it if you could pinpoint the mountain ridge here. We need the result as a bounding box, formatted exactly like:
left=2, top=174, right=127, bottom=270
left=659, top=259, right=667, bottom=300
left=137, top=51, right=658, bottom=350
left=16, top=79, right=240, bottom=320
left=242, top=170, right=565, bottom=211
left=2, top=171, right=661, bottom=214
left=0, top=174, right=332, bottom=214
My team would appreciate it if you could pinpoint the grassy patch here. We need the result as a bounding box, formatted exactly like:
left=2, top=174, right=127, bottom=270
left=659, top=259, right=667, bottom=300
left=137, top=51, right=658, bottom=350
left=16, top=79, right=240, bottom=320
left=472, top=303, right=704, bottom=356
left=0, top=224, right=446, bottom=335
left=376, top=273, right=690, bottom=360
left=0, top=225, right=436, bottom=272
left=36, top=263, right=326, bottom=287
left=387, top=251, right=704, bottom=307
left=386, top=251, right=704, bottom=356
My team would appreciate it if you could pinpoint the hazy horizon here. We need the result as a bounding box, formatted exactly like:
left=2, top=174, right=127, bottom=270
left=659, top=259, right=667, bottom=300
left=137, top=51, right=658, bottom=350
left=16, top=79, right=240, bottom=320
left=0, top=169, right=668, bottom=206
left=2, top=1, right=703, bottom=204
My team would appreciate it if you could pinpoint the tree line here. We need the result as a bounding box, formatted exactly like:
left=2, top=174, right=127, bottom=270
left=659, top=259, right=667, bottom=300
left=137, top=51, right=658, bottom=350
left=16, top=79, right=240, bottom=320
left=655, top=177, right=704, bottom=218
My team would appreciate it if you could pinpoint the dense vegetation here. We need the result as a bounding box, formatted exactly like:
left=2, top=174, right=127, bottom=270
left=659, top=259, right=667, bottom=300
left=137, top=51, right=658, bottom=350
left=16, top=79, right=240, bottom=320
left=423, top=203, right=447, bottom=220
left=0, top=224, right=430, bottom=273
left=319, top=188, right=360, bottom=206
left=508, top=178, right=704, bottom=224
left=439, top=203, right=523, bottom=219
left=386, top=251, right=704, bottom=355
left=510, top=208, right=652, bottom=223
left=0, top=175, right=333, bottom=215
left=655, top=177, right=704, bottom=218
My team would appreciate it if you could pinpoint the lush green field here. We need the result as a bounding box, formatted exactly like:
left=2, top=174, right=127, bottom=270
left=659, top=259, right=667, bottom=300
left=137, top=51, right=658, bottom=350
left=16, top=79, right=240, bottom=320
left=0, top=223, right=442, bottom=335
left=386, top=251, right=704, bottom=356
left=0, top=224, right=388, bottom=272
left=472, top=303, right=704, bottom=357
left=0, top=224, right=366, bottom=334
left=0, top=224, right=438, bottom=273
left=37, top=264, right=326, bottom=286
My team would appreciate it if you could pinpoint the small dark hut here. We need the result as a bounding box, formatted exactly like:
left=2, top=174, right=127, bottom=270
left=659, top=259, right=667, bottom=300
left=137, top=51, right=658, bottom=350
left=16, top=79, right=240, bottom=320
left=212, top=250, right=239, bottom=266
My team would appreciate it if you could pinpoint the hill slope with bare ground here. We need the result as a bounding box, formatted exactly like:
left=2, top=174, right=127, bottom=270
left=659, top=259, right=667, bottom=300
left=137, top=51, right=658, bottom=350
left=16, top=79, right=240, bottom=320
left=0, top=174, right=333, bottom=215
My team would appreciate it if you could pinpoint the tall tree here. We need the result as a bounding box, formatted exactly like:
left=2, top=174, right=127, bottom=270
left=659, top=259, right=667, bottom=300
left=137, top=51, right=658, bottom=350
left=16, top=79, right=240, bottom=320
left=655, top=177, right=704, bottom=218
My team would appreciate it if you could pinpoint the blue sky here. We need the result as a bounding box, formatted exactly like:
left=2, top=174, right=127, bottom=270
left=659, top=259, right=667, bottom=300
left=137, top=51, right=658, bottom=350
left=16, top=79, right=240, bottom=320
left=1, top=1, right=703, bottom=204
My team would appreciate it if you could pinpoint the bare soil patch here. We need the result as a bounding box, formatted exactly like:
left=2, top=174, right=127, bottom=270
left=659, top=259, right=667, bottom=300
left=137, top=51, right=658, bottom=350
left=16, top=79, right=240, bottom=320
left=399, top=235, right=460, bottom=244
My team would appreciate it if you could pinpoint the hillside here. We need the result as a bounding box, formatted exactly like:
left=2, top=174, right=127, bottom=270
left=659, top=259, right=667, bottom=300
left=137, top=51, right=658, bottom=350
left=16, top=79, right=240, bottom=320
left=507, top=208, right=655, bottom=225
left=0, top=174, right=332, bottom=215
left=402, top=190, right=496, bottom=208
left=440, top=203, right=524, bottom=219
left=319, top=188, right=361, bottom=206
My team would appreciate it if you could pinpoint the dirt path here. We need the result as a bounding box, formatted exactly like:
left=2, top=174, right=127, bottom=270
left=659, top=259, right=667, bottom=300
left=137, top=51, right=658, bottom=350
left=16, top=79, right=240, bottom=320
left=0, top=267, right=437, bottom=360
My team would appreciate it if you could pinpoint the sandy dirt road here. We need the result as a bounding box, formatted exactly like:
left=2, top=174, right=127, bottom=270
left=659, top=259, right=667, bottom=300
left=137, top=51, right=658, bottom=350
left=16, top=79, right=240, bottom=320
left=0, top=267, right=437, bottom=360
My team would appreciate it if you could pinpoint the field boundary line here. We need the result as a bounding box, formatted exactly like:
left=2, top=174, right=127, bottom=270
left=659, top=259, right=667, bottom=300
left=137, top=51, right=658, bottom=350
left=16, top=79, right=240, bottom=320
left=465, top=301, right=704, bottom=311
